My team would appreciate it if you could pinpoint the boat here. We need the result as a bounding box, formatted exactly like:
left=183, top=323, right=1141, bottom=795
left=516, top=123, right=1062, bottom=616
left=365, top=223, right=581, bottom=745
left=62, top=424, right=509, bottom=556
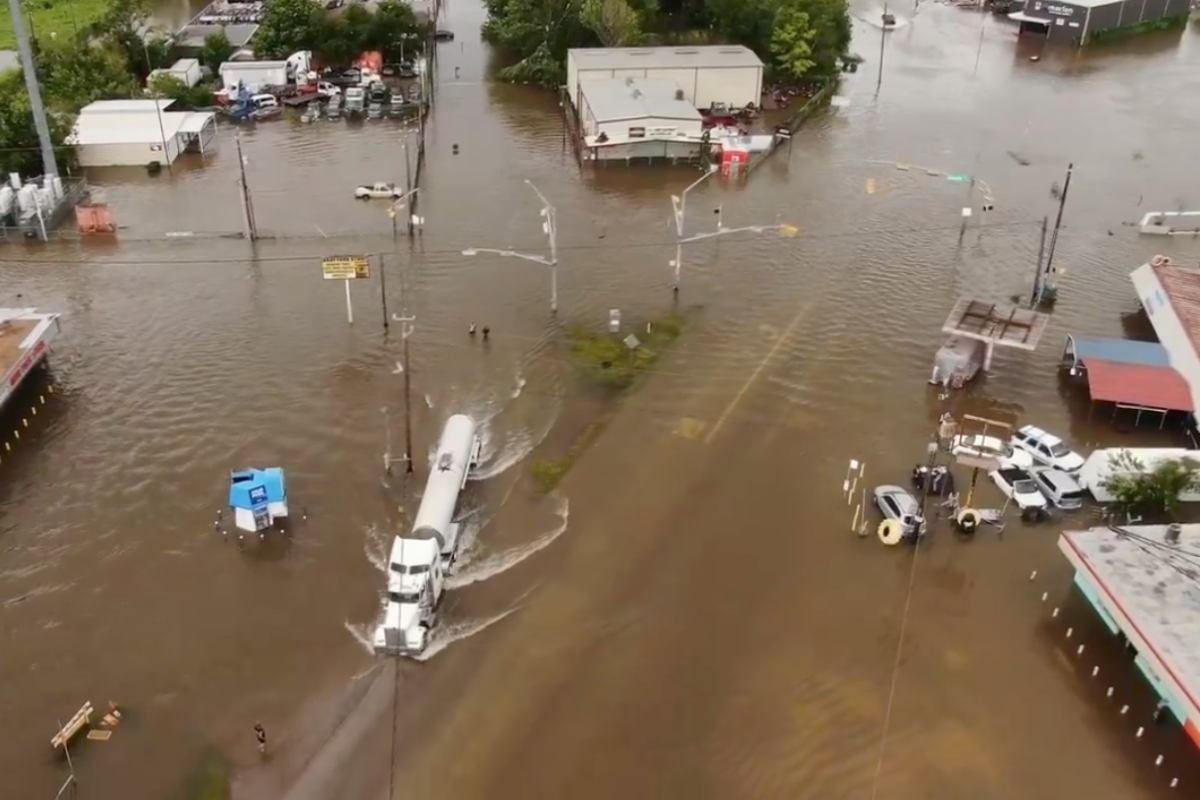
left=374, top=415, right=482, bottom=656
left=929, top=336, right=984, bottom=389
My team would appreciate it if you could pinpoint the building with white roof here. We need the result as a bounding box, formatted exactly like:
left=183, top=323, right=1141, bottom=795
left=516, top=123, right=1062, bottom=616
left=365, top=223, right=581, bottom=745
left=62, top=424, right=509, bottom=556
left=69, top=99, right=217, bottom=168
left=567, top=46, right=764, bottom=111
left=578, top=77, right=705, bottom=162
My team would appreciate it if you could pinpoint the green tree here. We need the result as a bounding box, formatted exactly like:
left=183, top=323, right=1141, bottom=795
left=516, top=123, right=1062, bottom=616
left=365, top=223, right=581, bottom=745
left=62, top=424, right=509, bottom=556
left=199, top=29, right=237, bottom=70
left=253, top=0, right=324, bottom=59
left=770, top=5, right=815, bottom=83
left=37, top=38, right=138, bottom=110
left=368, top=0, right=421, bottom=61
left=316, top=4, right=376, bottom=65
left=0, top=70, right=74, bottom=177
left=580, top=0, right=643, bottom=47
left=149, top=73, right=218, bottom=110
left=1101, top=452, right=1200, bottom=519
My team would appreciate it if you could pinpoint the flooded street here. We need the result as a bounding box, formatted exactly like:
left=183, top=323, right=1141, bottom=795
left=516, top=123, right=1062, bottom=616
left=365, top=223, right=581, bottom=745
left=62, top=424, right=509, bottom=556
left=4, top=1, right=1200, bottom=797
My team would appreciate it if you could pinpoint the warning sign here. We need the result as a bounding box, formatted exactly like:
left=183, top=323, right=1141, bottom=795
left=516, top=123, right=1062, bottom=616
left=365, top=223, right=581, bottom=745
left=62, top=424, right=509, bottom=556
left=322, top=256, right=370, bottom=280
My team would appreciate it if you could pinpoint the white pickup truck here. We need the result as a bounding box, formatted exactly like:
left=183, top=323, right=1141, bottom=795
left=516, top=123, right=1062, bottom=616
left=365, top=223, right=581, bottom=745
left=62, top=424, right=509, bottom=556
left=989, top=467, right=1049, bottom=512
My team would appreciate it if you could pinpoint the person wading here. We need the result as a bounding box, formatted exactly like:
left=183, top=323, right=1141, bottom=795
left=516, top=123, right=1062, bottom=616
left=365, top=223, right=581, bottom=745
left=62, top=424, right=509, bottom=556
left=254, top=722, right=267, bottom=754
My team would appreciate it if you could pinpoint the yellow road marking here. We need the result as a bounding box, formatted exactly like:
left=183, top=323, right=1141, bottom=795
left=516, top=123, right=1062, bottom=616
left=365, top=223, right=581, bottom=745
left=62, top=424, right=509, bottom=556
left=704, top=300, right=815, bottom=445
left=866, top=178, right=877, bottom=195
left=673, top=417, right=706, bottom=439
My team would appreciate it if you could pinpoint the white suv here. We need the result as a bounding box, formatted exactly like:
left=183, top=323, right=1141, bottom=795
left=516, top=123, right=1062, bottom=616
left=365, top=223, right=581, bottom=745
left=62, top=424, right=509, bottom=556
left=1011, top=425, right=1085, bottom=473
left=950, top=434, right=1034, bottom=469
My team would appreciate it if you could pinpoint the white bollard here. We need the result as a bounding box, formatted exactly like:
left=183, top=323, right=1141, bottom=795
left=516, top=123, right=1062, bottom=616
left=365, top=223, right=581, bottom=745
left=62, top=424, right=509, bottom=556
left=1066, top=627, right=1073, bottom=637
left=1107, top=687, right=1114, bottom=697
left=1077, top=644, right=1085, bottom=655
left=1052, top=607, right=1060, bottom=617
left=1155, top=755, right=1163, bottom=767
left=1042, top=591, right=1048, bottom=601
left=1030, top=570, right=1037, bottom=580
left=1170, top=778, right=1178, bottom=788
left=1121, top=705, right=1129, bottom=714
left=1136, top=727, right=1144, bottom=738
left=1092, top=666, right=1099, bottom=677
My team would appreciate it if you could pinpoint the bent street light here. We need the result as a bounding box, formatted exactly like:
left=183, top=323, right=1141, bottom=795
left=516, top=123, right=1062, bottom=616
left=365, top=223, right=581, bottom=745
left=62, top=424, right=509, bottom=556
left=462, top=181, right=560, bottom=313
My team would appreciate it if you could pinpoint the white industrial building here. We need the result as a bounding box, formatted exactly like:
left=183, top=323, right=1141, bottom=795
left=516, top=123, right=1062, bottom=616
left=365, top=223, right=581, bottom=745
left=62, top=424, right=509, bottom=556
left=567, top=46, right=764, bottom=112
left=578, top=78, right=704, bottom=163
left=70, top=99, right=217, bottom=168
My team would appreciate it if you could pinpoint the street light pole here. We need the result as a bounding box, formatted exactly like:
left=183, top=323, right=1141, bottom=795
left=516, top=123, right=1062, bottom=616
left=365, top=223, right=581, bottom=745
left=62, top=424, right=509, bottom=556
left=670, top=166, right=717, bottom=293
left=461, top=180, right=559, bottom=314
left=525, top=180, right=558, bottom=313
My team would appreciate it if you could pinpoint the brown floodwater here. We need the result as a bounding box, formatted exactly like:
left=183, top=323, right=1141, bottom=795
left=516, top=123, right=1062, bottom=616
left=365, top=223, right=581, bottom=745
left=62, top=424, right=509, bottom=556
left=3, top=1, right=1200, bottom=798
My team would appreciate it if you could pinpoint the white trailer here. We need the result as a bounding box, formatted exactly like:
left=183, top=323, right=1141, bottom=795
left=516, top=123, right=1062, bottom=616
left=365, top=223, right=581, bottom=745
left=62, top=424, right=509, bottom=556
left=219, top=60, right=289, bottom=93
left=1077, top=448, right=1200, bottom=503
left=374, top=414, right=482, bottom=657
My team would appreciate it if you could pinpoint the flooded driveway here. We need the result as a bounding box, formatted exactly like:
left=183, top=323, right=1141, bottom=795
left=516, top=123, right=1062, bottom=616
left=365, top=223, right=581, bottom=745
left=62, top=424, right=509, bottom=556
left=3, top=1, right=1200, bottom=798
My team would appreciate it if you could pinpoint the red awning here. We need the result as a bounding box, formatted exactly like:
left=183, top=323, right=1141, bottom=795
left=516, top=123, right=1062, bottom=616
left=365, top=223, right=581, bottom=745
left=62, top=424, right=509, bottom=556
left=1085, top=359, right=1193, bottom=411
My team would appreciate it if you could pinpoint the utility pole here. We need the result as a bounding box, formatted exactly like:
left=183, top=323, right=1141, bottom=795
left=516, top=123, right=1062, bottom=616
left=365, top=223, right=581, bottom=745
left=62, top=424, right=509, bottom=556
left=396, top=306, right=415, bottom=473
left=145, top=40, right=173, bottom=176
left=1042, top=162, right=1073, bottom=287
left=876, top=4, right=890, bottom=95
left=235, top=133, right=257, bottom=241
left=6, top=0, right=59, bottom=182
left=403, top=133, right=414, bottom=237
left=1030, top=216, right=1049, bottom=306
left=378, top=253, right=389, bottom=331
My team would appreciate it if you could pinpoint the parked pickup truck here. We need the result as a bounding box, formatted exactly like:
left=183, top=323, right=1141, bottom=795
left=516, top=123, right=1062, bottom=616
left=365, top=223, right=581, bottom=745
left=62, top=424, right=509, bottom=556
left=989, top=467, right=1049, bottom=512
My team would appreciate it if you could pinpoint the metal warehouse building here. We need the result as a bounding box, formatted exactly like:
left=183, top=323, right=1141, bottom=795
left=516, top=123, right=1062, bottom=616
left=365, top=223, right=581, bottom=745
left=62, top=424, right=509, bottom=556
left=1010, top=0, right=1190, bottom=44
left=578, top=77, right=705, bottom=163
left=566, top=46, right=764, bottom=112
left=69, top=99, right=217, bottom=168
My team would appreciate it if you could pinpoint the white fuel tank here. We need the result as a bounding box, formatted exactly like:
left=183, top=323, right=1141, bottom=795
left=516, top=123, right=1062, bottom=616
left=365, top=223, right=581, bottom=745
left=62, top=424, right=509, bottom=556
left=410, top=414, right=478, bottom=549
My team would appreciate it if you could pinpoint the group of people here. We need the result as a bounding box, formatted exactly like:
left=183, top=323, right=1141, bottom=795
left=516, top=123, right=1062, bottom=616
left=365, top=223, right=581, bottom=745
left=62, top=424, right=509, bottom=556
left=468, top=323, right=490, bottom=341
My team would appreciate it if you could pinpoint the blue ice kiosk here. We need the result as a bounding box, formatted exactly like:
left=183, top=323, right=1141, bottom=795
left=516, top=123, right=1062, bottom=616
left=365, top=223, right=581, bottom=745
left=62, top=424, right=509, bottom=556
left=228, top=467, right=289, bottom=534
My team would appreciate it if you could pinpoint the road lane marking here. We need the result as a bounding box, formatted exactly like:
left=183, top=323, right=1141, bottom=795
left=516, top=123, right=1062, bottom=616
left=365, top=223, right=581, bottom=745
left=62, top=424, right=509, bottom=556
left=703, top=300, right=816, bottom=445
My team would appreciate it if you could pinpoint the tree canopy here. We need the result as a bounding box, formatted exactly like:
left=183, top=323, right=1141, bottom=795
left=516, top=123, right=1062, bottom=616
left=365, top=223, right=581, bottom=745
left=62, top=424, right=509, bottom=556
left=1101, top=452, right=1200, bottom=520
left=252, top=0, right=422, bottom=62
left=0, top=0, right=163, bottom=177
left=483, top=0, right=851, bottom=86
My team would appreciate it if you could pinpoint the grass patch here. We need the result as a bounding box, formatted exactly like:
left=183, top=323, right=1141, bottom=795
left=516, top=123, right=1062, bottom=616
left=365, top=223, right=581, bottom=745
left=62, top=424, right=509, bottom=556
left=529, top=412, right=614, bottom=494
left=0, top=0, right=110, bottom=49
left=178, top=751, right=230, bottom=800
left=567, top=313, right=685, bottom=389
left=530, top=312, right=689, bottom=494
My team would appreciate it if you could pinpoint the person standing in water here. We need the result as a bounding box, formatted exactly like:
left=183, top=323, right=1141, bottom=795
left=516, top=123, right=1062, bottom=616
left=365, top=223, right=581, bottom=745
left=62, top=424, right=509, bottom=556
left=254, top=722, right=267, bottom=754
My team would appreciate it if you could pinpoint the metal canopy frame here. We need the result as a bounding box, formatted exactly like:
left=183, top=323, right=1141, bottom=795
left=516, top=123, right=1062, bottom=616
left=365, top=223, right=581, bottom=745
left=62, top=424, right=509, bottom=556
left=941, top=297, right=1050, bottom=351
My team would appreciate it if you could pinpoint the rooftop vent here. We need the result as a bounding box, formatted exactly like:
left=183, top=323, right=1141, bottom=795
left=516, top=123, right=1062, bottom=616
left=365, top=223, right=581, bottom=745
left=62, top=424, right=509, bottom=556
left=674, top=89, right=685, bottom=100
left=719, top=48, right=744, bottom=54
left=1166, top=523, right=1183, bottom=544
left=625, top=76, right=635, bottom=86
left=675, top=49, right=700, bottom=55
left=437, top=452, right=453, bottom=471
left=631, top=89, right=643, bottom=99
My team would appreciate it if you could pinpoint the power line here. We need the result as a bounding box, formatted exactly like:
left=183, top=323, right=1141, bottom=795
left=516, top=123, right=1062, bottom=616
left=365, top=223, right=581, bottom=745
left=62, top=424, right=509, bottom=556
left=2, top=219, right=1054, bottom=267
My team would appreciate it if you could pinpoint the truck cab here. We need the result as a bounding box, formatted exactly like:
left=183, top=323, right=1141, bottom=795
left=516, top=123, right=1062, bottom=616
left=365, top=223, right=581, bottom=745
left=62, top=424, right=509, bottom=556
left=344, top=86, right=365, bottom=114
left=380, top=537, right=448, bottom=655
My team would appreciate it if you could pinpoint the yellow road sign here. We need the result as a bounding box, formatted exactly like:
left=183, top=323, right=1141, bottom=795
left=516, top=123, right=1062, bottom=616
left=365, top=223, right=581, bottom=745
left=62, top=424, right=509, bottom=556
left=322, top=256, right=370, bottom=280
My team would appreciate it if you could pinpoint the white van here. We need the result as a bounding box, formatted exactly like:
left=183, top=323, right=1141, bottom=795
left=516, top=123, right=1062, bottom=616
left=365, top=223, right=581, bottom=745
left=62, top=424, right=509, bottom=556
left=1032, top=468, right=1085, bottom=510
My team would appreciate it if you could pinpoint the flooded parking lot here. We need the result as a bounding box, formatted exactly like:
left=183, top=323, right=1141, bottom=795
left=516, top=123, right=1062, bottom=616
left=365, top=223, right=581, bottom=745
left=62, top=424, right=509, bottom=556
left=3, top=1, right=1200, bottom=797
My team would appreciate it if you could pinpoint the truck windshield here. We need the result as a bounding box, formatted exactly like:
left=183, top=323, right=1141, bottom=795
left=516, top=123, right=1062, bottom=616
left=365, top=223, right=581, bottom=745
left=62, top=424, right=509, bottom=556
left=389, top=591, right=421, bottom=604
left=1048, top=443, right=1071, bottom=458
left=1013, top=480, right=1037, bottom=494
left=389, top=563, right=429, bottom=575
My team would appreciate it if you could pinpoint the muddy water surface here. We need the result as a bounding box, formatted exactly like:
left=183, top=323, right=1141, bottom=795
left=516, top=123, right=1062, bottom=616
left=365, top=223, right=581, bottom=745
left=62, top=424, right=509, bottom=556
left=3, top=2, right=1200, bottom=798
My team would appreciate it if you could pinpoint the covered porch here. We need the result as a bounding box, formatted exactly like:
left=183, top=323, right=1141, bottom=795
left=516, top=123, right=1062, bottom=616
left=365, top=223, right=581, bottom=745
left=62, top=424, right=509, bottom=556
left=176, top=112, right=217, bottom=158
left=1061, top=335, right=1192, bottom=428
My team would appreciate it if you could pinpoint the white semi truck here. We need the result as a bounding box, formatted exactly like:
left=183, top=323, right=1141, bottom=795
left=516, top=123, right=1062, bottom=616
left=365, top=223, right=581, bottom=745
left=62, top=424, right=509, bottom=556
left=374, top=414, right=481, bottom=657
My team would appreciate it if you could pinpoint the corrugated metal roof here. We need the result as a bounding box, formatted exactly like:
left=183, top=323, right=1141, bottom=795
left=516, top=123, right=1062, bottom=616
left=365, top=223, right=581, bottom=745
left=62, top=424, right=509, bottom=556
left=569, top=45, right=763, bottom=72
left=80, top=99, right=177, bottom=114
left=70, top=110, right=191, bottom=146
left=581, top=78, right=702, bottom=123
left=1084, top=359, right=1193, bottom=411
left=1155, top=264, right=1200, bottom=358
left=177, top=112, right=216, bottom=134
left=1069, top=335, right=1171, bottom=367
